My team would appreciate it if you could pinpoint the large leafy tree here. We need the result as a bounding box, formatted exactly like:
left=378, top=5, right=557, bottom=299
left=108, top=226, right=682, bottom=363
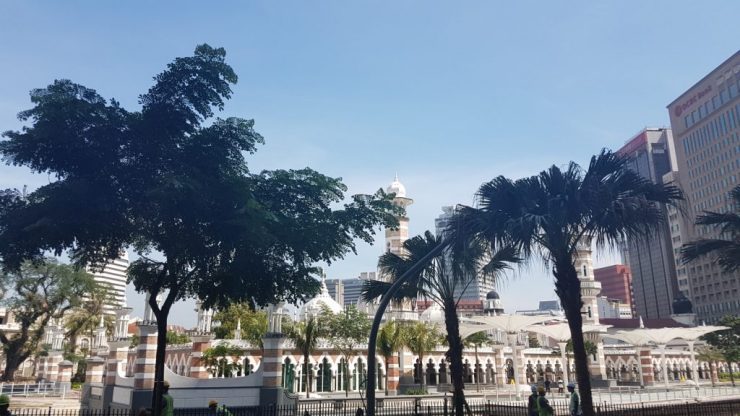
left=286, top=315, right=322, bottom=395
left=681, top=185, right=740, bottom=273
left=363, top=231, right=519, bottom=416
left=202, top=344, right=245, bottom=378
left=213, top=303, right=268, bottom=348
left=322, top=305, right=371, bottom=396
left=701, top=315, right=740, bottom=386
left=0, top=44, right=399, bottom=413
left=376, top=320, right=406, bottom=395
left=449, top=150, right=682, bottom=416
left=0, top=258, right=95, bottom=380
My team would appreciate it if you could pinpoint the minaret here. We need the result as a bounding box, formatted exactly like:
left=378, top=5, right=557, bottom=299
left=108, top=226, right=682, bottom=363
left=382, top=175, right=417, bottom=322
left=385, top=174, right=413, bottom=256
left=573, top=237, right=601, bottom=325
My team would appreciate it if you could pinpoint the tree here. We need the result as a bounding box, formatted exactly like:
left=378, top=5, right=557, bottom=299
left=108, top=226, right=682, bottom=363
left=64, top=285, right=114, bottom=354
left=377, top=320, right=406, bottom=395
left=363, top=230, right=519, bottom=416
left=449, top=150, right=682, bottom=416
left=0, top=45, right=400, bottom=413
left=701, top=315, right=740, bottom=386
left=202, top=344, right=244, bottom=377
left=405, top=321, right=442, bottom=391
left=213, top=303, right=268, bottom=348
left=165, top=331, right=190, bottom=345
left=0, top=259, right=95, bottom=380
left=681, top=185, right=740, bottom=273
left=323, top=305, right=371, bottom=396
left=696, top=346, right=723, bottom=387
left=464, top=331, right=489, bottom=392
left=286, top=315, right=322, bottom=396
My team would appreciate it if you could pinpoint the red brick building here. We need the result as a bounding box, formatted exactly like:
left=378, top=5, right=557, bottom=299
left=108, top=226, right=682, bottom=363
left=594, top=264, right=634, bottom=314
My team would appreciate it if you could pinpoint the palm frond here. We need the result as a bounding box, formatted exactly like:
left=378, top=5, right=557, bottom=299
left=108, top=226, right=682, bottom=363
left=696, top=211, right=740, bottom=235
left=681, top=239, right=740, bottom=273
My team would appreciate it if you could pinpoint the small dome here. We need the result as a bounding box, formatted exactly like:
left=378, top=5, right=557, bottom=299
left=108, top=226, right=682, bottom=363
left=486, top=290, right=500, bottom=300
left=386, top=174, right=407, bottom=198
left=420, top=303, right=444, bottom=323
left=300, top=279, right=343, bottom=316
left=672, top=293, right=693, bottom=315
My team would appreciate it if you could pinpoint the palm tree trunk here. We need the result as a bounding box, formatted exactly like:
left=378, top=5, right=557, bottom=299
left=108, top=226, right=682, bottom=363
left=304, top=350, right=310, bottom=396
left=554, top=259, right=595, bottom=416
left=728, top=361, right=735, bottom=387
left=443, top=300, right=466, bottom=416
left=474, top=345, right=480, bottom=392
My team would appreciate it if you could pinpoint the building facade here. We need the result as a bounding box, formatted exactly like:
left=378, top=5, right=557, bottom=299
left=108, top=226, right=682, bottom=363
left=618, top=128, right=680, bottom=319
left=594, top=264, right=634, bottom=314
left=667, top=50, right=740, bottom=323
left=89, top=252, right=130, bottom=313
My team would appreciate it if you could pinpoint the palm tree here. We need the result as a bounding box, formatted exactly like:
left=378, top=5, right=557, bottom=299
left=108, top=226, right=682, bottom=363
left=363, top=230, right=520, bottom=416
left=64, top=286, right=113, bottom=355
left=681, top=185, right=740, bottom=273
left=405, top=321, right=442, bottom=391
left=464, top=331, right=489, bottom=392
left=696, top=346, right=723, bottom=387
left=449, top=150, right=682, bottom=416
left=377, top=320, right=406, bottom=395
left=287, top=315, right=321, bottom=396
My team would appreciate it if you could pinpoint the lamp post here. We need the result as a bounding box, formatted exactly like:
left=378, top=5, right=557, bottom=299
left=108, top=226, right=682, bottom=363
left=366, top=242, right=446, bottom=416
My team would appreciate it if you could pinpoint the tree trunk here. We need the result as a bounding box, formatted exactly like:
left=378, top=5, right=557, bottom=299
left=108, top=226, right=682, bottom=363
left=150, top=291, right=175, bottom=416
left=384, top=359, right=389, bottom=396
left=443, top=300, right=466, bottom=416
left=728, top=361, right=735, bottom=387
left=304, top=350, right=310, bottom=396
left=2, top=355, right=23, bottom=382
left=1, top=342, right=28, bottom=382
left=554, top=258, right=595, bottom=416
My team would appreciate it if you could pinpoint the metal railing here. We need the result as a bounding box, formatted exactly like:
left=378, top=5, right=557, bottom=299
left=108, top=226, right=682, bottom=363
left=0, top=382, right=67, bottom=398
left=10, top=400, right=740, bottom=416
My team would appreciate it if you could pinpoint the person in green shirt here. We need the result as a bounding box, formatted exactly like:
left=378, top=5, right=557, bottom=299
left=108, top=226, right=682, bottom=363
left=161, top=381, right=174, bottom=416
left=527, top=385, right=539, bottom=416
left=568, top=383, right=582, bottom=416
left=536, top=386, right=554, bottom=416
left=208, top=400, right=234, bottom=416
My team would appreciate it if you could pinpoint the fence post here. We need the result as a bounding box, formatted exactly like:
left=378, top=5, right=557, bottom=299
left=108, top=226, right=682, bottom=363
left=443, top=397, right=448, bottom=416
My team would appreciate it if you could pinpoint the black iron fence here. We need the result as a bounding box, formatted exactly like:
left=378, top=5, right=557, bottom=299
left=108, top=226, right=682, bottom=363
left=9, top=399, right=740, bottom=416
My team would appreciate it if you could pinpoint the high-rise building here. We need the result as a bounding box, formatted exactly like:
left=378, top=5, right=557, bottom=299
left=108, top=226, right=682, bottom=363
left=593, top=265, right=634, bottom=313
left=618, top=128, right=680, bottom=319
left=433, top=206, right=496, bottom=304
left=667, top=50, right=740, bottom=323
left=326, top=273, right=375, bottom=308
left=89, top=252, right=130, bottom=313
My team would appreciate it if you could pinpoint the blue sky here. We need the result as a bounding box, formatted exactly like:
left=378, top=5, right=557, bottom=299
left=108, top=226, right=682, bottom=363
left=1, top=1, right=738, bottom=325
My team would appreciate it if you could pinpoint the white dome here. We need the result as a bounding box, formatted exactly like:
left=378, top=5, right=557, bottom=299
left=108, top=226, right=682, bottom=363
left=420, top=303, right=444, bottom=323
left=386, top=174, right=407, bottom=198
left=300, top=279, right=343, bottom=316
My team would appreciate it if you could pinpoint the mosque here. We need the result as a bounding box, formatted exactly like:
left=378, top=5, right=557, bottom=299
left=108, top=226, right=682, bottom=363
left=34, top=177, right=736, bottom=409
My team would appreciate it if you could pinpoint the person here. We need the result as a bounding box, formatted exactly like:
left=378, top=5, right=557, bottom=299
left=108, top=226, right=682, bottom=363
left=544, top=379, right=551, bottom=393
left=527, top=385, right=538, bottom=416
left=0, top=394, right=12, bottom=416
left=208, top=400, right=234, bottom=416
left=536, top=386, right=554, bottom=416
left=567, top=383, right=582, bottom=416
left=557, top=378, right=564, bottom=394
left=161, top=381, right=174, bottom=416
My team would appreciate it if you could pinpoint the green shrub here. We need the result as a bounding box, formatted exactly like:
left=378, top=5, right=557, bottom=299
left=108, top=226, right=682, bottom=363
left=404, top=387, right=428, bottom=395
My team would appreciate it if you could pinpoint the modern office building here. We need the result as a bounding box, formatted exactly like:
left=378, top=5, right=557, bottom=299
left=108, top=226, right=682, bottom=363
left=667, top=50, right=740, bottom=323
left=618, top=128, right=680, bottom=319
left=88, top=252, right=130, bottom=313
left=593, top=265, right=634, bottom=313
left=434, top=206, right=497, bottom=303
left=326, top=273, right=374, bottom=308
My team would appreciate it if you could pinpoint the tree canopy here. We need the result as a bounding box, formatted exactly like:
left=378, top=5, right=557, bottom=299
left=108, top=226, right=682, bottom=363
left=0, top=44, right=400, bottom=412
left=0, top=258, right=95, bottom=380
left=212, top=303, right=268, bottom=348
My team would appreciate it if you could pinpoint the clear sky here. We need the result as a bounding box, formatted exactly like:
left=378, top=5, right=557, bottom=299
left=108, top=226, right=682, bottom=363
left=1, top=1, right=738, bottom=326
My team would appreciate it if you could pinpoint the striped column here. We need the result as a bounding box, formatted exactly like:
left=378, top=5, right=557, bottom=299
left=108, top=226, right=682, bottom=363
left=190, top=335, right=212, bottom=379
left=57, top=360, right=73, bottom=384
left=106, top=340, right=131, bottom=385
left=639, top=348, right=654, bottom=386
left=386, top=355, right=400, bottom=393
left=85, top=356, right=106, bottom=384
left=262, top=334, right=286, bottom=388
left=134, top=324, right=157, bottom=390
left=46, top=353, right=62, bottom=382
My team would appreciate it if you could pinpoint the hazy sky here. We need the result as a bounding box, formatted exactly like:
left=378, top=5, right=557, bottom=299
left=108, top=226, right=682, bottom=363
left=1, top=1, right=738, bottom=326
